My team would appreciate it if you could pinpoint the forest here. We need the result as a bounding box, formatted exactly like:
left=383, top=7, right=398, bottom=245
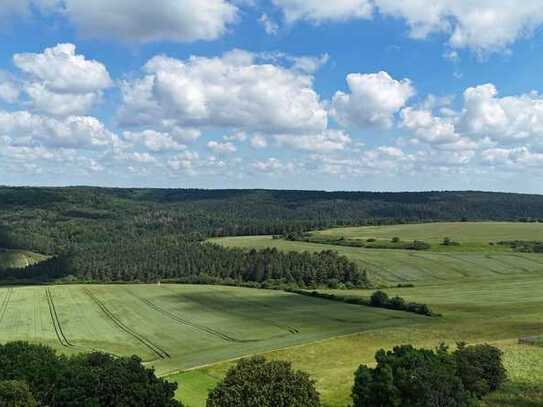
left=2, top=187, right=543, bottom=286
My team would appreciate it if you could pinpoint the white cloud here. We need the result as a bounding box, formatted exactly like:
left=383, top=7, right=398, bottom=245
left=0, top=80, right=19, bottom=104
left=375, top=0, right=543, bottom=53
left=4, top=0, right=238, bottom=44
left=332, top=71, right=414, bottom=128
left=481, top=147, right=543, bottom=168
left=123, top=130, right=188, bottom=152
left=0, top=110, right=115, bottom=149
left=275, top=129, right=351, bottom=152
left=13, top=43, right=112, bottom=115
left=259, top=13, right=279, bottom=35
left=251, top=158, right=294, bottom=174
left=207, top=140, right=237, bottom=154
left=250, top=134, right=268, bottom=148
left=273, top=0, right=373, bottom=23
left=459, top=84, right=543, bottom=142
left=119, top=50, right=328, bottom=138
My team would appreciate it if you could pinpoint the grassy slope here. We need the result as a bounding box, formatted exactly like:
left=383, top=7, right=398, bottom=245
left=314, top=222, right=543, bottom=244
left=213, top=235, right=543, bottom=285
left=0, top=249, right=48, bottom=269
left=0, top=284, right=420, bottom=377
left=174, top=273, right=543, bottom=407
left=203, top=223, right=543, bottom=407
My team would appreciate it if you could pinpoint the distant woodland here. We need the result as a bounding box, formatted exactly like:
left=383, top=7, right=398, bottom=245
left=1, top=187, right=543, bottom=286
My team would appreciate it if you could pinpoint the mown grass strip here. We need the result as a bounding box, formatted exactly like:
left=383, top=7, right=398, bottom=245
left=83, top=288, right=170, bottom=360
left=45, top=288, right=74, bottom=348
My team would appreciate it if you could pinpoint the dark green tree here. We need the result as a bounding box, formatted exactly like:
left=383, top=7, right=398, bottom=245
left=207, top=356, right=320, bottom=407
left=455, top=343, right=507, bottom=398
left=352, top=345, right=477, bottom=407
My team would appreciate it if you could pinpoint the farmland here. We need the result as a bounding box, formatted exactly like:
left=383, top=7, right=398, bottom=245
left=203, top=222, right=543, bottom=406
left=1, top=221, right=543, bottom=406
left=0, top=284, right=421, bottom=377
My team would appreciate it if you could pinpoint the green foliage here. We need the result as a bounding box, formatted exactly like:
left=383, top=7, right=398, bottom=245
left=0, top=381, right=38, bottom=407
left=352, top=344, right=507, bottom=407
left=352, top=345, right=477, bottom=407
left=206, top=356, right=320, bottom=407
left=455, top=343, right=507, bottom=398
left=0, top=342, right=181, bottom=407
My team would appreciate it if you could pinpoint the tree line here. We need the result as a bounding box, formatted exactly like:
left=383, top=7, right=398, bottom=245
left=2, top=187, right=543, bottom=286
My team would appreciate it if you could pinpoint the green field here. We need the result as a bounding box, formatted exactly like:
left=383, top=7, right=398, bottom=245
left=0, top=249, right=48, bottom=269
left=314, top=221, right=543, bottom=242
left=214, top=235, right=543, bottom=285
left=2, top=222, right=543, bottom=406
left=204, top=223, right=543, bottom=406
left=0, top=284, right=421, bottom=378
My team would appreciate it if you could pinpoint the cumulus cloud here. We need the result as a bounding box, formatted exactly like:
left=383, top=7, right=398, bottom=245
left=250, top=134, right=268, bottom=148
left=0, top=79, right=19, bottom=104
left=401, top=83, right=543, bottom=161
left=13, top=43, right=112, bottom=115
left=3, top=0, right=238, bottom=44
left=259, top=13, right=279, bottom=35
left=332, top=71, right=414, bottom=129
left=251, top=158, right=294, bottom=174
left=119, top=50, right=328, bottom=142
left=273, top=0, right=373, bottom=23
left=123, top=130, right=188, bottom=152
left=0, top=110, right=115, bottom=149
left=271, top=1, right=543, bottom=53
left=274, top=129, right=351, bottom=152
left=459, top=84, right=543, bottom=142
left=207, top=140, right=237, bottom=154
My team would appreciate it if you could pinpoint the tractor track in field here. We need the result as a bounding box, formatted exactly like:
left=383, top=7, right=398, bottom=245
left=126, top=290, right=259, bottom=343
left=83, top=288, right=170, bottom=360
left=0, top=288, right=13, bottom=324
left=45, top=288, right=75, bottom=348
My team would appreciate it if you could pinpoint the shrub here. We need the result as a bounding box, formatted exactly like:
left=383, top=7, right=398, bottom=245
left=0, top=342, right=182, bottom=407
left=352, top=345, right=476, bottom=407
left=455, top=343, right=507, bottom=398
left=391, top=237, right=400, bottom=243
left=206, top=356, right=320, bottom=407
left=370, top=291, right=389, bottom=307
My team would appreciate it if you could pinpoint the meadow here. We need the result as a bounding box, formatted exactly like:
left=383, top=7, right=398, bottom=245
left=204, top=222, right=543, bottom=406
left=0, top=249, right=48, bottom=269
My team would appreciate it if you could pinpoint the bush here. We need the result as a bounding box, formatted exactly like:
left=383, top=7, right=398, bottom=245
left=0, top=342, right=182, bottom=407
left=391, top=237, right=400, bottom=243
left=406, top=240, right=431, bottom=250
left=455, top=343, right=507, bottom=398
left=207, top=356, right=320, bottom=407
left=352, top=344, right=506, bottom=407
left=352, top=345, right=475, bottom=407
left=370, top=291, right=389, bottom=307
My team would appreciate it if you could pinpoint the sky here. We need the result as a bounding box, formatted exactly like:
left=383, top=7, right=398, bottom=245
left=2, top=1, right=543, bottom=192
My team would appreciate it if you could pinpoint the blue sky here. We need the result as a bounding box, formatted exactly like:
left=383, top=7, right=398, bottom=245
left=2, top=0, right=543, bottom=192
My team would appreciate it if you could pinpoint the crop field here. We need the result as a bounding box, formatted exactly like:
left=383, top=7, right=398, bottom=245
left=214, top=235, right=543, bottom=285
left=173, top=273, right=543, bottom=407
left=202, top=223, right=543, bottom=407
left=0, top=284, right=422, bottom=377
left=313, top=222, right=543, bottom=245
left=0, top=249, right=48, bottom=269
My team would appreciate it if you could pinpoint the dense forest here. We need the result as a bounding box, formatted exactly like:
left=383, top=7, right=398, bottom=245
left=1, top=187, right=543, bottom=286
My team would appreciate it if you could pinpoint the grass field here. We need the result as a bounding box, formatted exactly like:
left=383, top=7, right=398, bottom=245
left=0, top=284, right=421, bottom=378
left=214, top=235, right=543, bottom=285
left=2, top=222, right=542, bottom=406
left=203, top=223, right=543, bottom=406
left=172, top=273, right=543, bottom=406
left=314, top=222, right=543, bottom=245
left=0, top=248, right=48, bottom=269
